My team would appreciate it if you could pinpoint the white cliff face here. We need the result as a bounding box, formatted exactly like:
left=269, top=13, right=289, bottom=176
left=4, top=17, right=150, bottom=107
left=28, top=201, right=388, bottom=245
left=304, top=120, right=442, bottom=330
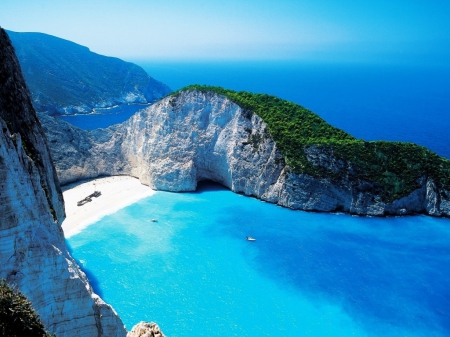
left=0, top=121, right=126, bottom=337
left=0, top=28, right=127, bottom=337
left=38, top=112, right=131, bottom=185
left=121, top=91, right=285, bottom=193
left=42, top=90, right=450, bottom=217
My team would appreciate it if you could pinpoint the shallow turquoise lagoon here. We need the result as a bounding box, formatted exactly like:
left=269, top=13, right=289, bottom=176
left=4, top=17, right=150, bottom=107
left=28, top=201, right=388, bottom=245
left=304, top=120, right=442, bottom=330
left=67, top=183, right=450, bottom=337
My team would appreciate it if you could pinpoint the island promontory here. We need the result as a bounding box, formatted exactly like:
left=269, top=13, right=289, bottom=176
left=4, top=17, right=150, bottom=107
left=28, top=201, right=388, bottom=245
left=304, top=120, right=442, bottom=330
left=40, top=85, right=450, bottom=217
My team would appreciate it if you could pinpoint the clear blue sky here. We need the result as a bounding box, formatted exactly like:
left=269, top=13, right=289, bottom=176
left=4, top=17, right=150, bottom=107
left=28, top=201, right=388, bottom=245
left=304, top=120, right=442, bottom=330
left=1, top=0, right=449, bottom=64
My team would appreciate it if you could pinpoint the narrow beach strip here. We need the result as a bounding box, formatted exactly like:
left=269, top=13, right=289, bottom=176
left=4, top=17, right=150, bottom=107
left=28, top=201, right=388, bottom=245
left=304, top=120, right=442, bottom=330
left=62, top=176, right=156, bottom=238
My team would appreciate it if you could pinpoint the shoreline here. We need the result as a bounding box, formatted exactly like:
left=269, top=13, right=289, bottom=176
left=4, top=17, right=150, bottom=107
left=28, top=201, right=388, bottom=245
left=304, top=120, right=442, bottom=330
left=61, top=176, right=156, bottom=238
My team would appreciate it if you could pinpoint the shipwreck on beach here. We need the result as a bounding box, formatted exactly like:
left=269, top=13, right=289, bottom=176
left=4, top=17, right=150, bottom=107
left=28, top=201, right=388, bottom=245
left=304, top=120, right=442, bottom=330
left=77, top=191, right=101, bottom=206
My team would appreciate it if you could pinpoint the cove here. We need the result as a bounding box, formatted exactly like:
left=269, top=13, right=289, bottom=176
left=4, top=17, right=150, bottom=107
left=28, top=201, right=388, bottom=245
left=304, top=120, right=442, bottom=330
left=67, top=182, right=450, bottom=337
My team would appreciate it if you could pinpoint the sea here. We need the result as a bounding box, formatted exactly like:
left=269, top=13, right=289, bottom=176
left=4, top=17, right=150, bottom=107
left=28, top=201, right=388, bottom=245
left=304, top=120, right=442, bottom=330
left=65, top=61, right=450, bottom=336
left=58, top=103, right=151, bottom=130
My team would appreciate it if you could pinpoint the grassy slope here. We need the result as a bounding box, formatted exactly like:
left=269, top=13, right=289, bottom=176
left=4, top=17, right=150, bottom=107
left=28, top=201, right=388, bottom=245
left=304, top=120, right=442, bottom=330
left=173, top=85, right=450, bottom=202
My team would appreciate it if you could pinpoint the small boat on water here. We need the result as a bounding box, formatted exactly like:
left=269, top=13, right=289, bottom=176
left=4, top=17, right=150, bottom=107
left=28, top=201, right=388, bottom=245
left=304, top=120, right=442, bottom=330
left=246, top=236, right=256, bottom=241
left=151, top=219, right=158, bottom=222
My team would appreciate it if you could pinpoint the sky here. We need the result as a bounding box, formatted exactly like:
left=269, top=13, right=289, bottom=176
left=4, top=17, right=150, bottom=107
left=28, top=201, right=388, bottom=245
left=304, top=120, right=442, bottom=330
left=1, top=0, right=450, bottom=64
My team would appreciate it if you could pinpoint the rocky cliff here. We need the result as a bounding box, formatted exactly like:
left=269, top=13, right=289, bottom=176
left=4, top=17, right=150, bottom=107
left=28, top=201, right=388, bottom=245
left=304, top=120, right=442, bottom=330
left=41, top=90, right=450, bottom=217
left=0, top=28, right=127, bottom=336
left=7, top=30, right=171, bottom=115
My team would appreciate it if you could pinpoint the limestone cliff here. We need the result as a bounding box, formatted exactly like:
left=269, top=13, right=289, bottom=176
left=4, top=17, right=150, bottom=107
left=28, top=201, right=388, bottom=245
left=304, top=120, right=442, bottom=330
left=41, top=90, right=450, bottom=217
left=0, top=28, right=127, bottom=336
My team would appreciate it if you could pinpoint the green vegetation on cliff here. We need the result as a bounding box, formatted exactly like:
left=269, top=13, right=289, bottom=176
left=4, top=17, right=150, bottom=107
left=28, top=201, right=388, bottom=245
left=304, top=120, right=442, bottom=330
left=0, top=280, right=54, bottom=337
left=174, top=85, right=450, bottom=202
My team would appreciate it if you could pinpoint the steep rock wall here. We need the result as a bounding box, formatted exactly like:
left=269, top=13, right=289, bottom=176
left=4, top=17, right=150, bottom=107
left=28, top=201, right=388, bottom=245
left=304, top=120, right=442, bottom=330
left=42, top=90, right=450, bottom=217
left=0, top=28, right=127, bottom=336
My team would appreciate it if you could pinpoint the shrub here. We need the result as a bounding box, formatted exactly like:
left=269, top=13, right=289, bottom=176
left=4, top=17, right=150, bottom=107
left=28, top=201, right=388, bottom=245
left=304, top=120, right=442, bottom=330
left=0, top=279, right=54, bottom=337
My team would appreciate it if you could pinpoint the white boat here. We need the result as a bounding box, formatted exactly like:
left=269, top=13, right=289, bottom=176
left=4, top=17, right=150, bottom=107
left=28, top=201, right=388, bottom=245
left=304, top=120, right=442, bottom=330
left=246, top=236, right=256, bottom=241
left=151, top=219, right=157, bottom=222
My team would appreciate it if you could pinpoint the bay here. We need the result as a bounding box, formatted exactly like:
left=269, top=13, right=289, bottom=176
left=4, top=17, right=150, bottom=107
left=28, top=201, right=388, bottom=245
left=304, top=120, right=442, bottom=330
left=65, top=61, right=450, bottom=336
left=67, top=182, right=450, bottom=337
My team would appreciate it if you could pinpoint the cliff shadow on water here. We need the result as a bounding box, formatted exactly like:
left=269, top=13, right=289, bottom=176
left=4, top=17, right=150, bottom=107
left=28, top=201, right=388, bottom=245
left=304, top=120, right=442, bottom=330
left=65, top=243, right=105, bottom=298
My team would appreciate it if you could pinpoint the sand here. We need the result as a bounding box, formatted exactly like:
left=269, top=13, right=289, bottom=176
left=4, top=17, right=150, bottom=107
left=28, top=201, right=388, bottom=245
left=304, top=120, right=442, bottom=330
left=61, top=176, right=156, bottom=238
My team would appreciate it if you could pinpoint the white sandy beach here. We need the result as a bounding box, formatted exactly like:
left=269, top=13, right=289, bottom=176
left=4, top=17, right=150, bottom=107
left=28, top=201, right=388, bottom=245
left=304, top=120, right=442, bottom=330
left=61, top=176, right=156, bottom=238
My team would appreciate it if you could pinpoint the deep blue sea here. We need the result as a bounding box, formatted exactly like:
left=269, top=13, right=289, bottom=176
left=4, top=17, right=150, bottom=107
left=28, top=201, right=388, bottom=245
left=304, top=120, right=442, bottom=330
left=60, top=61, right=450, bottom=159
left=139, top=61, right=450, bottom=159
left=65, top=61, right=450, bottom=336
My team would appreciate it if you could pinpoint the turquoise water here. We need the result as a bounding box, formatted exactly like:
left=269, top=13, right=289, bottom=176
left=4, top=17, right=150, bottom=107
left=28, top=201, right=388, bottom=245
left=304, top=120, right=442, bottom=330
left=65, top=61, right=450, bottom=335
left=67, top=183, right=450, bottom=337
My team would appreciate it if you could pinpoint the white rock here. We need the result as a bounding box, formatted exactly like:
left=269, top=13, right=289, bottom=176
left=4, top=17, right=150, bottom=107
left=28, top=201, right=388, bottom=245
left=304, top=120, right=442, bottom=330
left=127, top=322, right=165, bottom=337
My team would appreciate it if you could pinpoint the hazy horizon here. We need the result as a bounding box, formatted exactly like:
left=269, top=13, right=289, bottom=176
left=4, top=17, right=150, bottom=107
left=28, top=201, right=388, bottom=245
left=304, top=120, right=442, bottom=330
left=2, top=0, right=450, bottom=66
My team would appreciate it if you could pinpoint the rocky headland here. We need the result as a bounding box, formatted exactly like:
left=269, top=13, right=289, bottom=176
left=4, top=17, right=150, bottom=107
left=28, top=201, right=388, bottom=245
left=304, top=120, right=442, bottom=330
left=7, top=30, right=171, bottom=115
left=0, top=27, right=129, bottom=336
left=41, top=87, right=450, bottom=217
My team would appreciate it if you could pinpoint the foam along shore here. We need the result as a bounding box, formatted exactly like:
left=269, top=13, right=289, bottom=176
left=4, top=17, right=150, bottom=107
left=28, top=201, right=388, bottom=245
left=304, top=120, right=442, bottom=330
left=61, top=176, right=156, bottom=238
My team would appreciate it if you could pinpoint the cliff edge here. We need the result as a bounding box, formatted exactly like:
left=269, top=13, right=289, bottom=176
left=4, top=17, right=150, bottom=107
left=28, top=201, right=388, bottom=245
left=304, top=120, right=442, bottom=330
left=0, top=27, right=127, bottom=336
